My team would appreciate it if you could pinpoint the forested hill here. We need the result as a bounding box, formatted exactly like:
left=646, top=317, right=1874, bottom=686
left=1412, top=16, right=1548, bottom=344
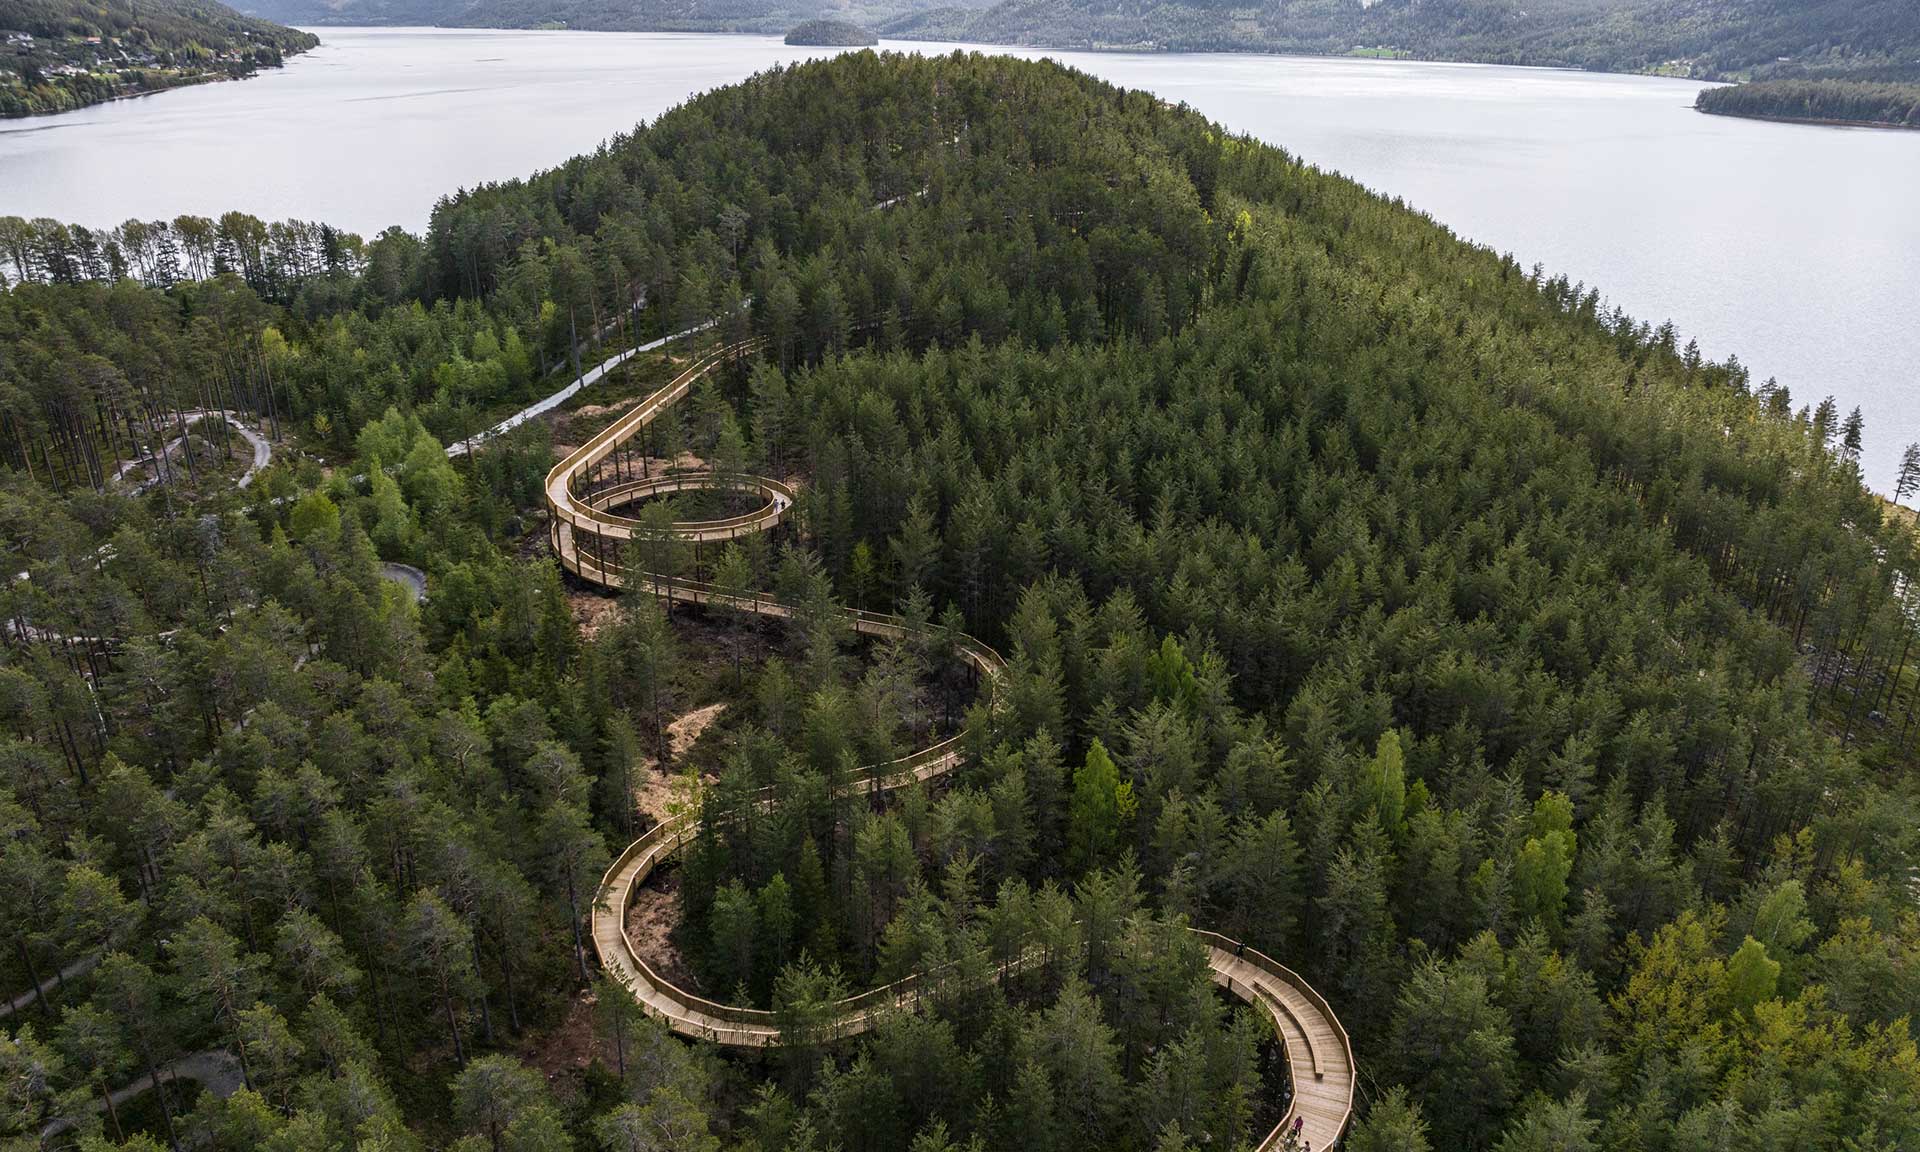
left=786, top=16, right=878, bottom=44
left=888, top=0, right=1920, bottom=80
left=237, top=0, right=992, bottom=35
left=5, top=50, right=1920, bottom=1152
left=0, top=0, right=317, bottom=116
left=233, top=0, right=1920, bottom=80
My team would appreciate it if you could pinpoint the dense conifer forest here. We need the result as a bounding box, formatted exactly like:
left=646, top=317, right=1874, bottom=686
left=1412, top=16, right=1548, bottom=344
left=3, top=50, right=1919, bottom=1152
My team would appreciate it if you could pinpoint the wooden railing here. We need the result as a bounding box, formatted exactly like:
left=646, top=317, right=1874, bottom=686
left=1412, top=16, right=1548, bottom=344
left=583, top=474, right=796, bottom=536
left=1192, top=928, right=1358, bottom=1140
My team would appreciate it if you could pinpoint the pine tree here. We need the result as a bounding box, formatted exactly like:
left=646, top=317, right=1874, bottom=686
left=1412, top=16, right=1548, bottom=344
left=1348, top=1086, right=1433, bottom=1152
left=1512, top=792, right=1577, bottom=929
left=1068, top=738, right=1128, bottom=874
left=1841, top=406, right=1865, bottom=462
left=1895, top=442, right=1920, bottom=505
left=405, top=890, right=480, bottom=1065
left=1812, top=396, right=1840, bottom=449
left=168, top=917, right=264, bottom=1089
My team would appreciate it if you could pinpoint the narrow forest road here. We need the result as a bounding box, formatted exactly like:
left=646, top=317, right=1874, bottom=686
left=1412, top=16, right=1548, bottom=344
left=37, top=1049, right=243, bottom=1140
left=230, top=418, right=272, bottom=488
left=0, top=952, right=100, bottom=1020
left=112, top=409, right=273, bottom=490
left=446, top=318, right=713, bottom=460
left=378, top=562, right=427, bottom=604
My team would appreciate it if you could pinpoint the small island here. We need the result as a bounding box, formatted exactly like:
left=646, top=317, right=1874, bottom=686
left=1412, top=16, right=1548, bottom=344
left=1696, top=79, right=1920, bottom=130
left=784, top=18, right=877, bottom=46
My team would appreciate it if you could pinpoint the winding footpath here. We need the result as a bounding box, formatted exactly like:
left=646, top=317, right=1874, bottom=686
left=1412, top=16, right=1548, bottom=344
left=6, top=958, right=238, bottom=1138
left=38, top=1050, right=243, bottom=1141
left=9, top=411, right=277, bottom=644
left=545, top=340, right=1357, bottom=1149
left=447, top=317, right=709, bottom=459
left=0, top=953, right=100, bottom=1021
left=113, top=409, right=272, bottom=491
left=378, top=561, right=428, bottom=605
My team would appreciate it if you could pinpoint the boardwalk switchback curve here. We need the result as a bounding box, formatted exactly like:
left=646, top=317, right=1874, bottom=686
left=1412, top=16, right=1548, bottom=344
left=545, top=339, right=1357, bottom=1149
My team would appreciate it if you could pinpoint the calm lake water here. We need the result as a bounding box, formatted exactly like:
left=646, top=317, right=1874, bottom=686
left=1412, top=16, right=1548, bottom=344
left=2, top=28, right=1915, bottom=488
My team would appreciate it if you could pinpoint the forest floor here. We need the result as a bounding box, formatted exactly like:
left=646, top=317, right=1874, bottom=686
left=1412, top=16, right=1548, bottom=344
left=667, top=702, right=727, bottom=761
left=569, top=591, right=622, bottom=642
left=635, top=698, right=730, bottom=822
left=625, top=868, right=700, bottom=990
left=628, top=757, right=685, bottom=825
left=520, top=989, right=606, bottom=1087
left=568, top=402, right=619, bottom=420
left=620, top=696, right=733, bottom=996
left=517, top=698, right=730, bottom=1090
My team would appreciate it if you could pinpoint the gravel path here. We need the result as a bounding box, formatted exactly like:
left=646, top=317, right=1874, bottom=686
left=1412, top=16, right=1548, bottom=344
left=378, top=562, right=427, bottom=604
left=114, top=410, right=272, bottom=490
left=39, top=1049, right=243, bottom=1139
left=0, top=952, right=100, bottom=1020
left=446, top=317, right=711, bottom=459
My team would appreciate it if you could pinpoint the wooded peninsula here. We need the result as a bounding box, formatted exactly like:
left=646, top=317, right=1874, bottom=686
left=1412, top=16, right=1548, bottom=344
left=784, top=19, right=878, bottom=46
left=1697, top=79, right=1920, bottom=129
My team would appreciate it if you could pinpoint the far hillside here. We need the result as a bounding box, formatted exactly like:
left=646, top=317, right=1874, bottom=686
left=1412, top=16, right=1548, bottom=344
left=233, top=0, right=1920, bottom=81
left=239, top=0, right=993, bottom=33
left=886, top=0, right=1920, bottom=81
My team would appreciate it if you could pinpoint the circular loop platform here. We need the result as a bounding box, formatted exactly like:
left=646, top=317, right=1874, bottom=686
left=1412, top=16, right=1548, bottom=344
left=584, top=472, right=793, bottom=543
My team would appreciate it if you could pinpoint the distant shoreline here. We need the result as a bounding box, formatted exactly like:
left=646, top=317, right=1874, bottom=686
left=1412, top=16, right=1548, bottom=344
left=0, top=40, right=318, bottom=120
left=289, top=24, right=1711, bottom=85
left=1, top=67, right=278, bottom=120
left=1696, top=107, right=1920, bottom=132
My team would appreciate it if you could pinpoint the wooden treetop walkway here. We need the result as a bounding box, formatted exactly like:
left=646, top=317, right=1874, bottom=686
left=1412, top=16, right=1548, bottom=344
left=546, top=338, right=1356, bottom=1150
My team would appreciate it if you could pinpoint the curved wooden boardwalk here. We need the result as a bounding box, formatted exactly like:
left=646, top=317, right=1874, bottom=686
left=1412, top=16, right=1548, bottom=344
left=547, top=339, right=1356, bottom=1149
